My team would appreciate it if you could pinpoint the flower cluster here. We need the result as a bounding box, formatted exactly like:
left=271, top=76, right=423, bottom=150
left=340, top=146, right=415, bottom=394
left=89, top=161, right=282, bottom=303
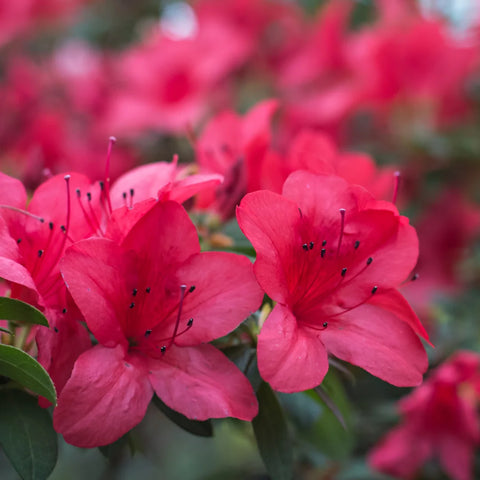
left=0, top=1, right=479, bottom=479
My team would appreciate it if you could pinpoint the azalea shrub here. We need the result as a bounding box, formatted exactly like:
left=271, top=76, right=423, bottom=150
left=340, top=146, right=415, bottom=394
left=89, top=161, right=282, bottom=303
left=0, top=1, right=479, bottom=479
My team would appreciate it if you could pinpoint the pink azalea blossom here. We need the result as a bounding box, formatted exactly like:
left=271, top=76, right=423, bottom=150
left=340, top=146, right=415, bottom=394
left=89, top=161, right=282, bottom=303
left=56, top=200, right=262, bottom=447
left=369, top=351, right=480, bottom=480
left=237, top=171, right=429, bottom=392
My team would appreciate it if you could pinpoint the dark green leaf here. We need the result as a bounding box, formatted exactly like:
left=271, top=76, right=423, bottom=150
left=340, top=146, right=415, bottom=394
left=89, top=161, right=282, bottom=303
left=0, top=390, right=58, bottom=480
left=0, top=298, right=48, bottom=327
left=99, top=432, right=132, bottom=459
left=152, top=395, right=213, bottom=437
left=0, top=345, right=56, bottom=405
left=306, top=371, right=355, bottom=459
left=253, top=382, right=293, bottom=480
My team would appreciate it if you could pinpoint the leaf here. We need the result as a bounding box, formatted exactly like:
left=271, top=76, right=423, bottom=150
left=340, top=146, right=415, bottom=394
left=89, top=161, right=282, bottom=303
left=152, top=395, right=213, bottom=437
left=0, top=345, right=56, bottom=405
left=314, top=384, right=347, bottom=429
left=305, top=370, right=355, bottom=459
left=252, top=382, right=293, bottom=480
left=99, top=432, right=133, bottom=459
left=0, top=390, right=58, bottom=480
left=0, top=298, right=48, bottom=327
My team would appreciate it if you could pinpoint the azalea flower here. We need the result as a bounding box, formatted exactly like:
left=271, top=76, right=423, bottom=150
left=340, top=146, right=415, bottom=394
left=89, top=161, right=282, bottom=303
left=195, top=99, right=278, bottom=219
left=369, top=350, right=480, bottom=480
left=56, top=200, right=262, bottom=447
left=237, top=171, right=429, bottom=392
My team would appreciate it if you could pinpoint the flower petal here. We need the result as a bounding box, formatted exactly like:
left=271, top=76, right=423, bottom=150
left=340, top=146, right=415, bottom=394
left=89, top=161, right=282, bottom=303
left=53, top=345, right=153, bottom=448
left=148, top=344, right=258, bottom=421
left=257, top=304, right=329, bottom=393
left=60, top=238, right=136, bottom=349
left=321, top=302, right=428, bottom=386
left=237, top=190, right=302, bottom=303
left=154, top=251, right=263, bottom=346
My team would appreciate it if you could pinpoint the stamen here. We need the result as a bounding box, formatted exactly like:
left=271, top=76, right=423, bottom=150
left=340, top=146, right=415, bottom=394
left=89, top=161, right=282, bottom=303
left=411, top=273, right=419, bottom=281
left=366, top=257, right=373, bottom=265
left=16, top=238, right=21, bottom=244
left=103, top=136, right=116, bottom=215
left=341, top=267, right=347, bottom=277
left=321, top=248, right=326, bottom=258
left=122, top=192, right=127, bottom=207
left=392, top=171, right=401, bottom=205
left=298, top=208, right=303, bottom=218
left=145, top=329, right=152, bottom=337
left=129, top=302, right=135, bottom=309
left=354, top=240, right=360, bottom=249
left=309, top=241, right=314, bottom=250
left=337, top=209, right=346, bottom=257
left=371, top=286, right=378, bottom=294
left=167, top=284, right=187, bottom=349
left=62, top=308, right=67, bottom=314
left=146, top=287, right=151, bottom=293
left=322, top=240, right=327, bottom=247
left=129, top=188, right=134, bottom=209
left=302, top=243, right=309, bottom=251
left=188, top=285, right=196, bottom=293
left=0, top=205, right=44, bottom=222
left=160, top=345, right=166, bottom=354
left=132, top=288, right=138, bottom=296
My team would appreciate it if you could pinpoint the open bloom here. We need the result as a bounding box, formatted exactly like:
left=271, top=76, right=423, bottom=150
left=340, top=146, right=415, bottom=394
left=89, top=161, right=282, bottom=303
left=237, top=171, right=429, bottom=392
left=56, top=200, right=262, bottom=447
left=369, top=350, right=480, bottom=480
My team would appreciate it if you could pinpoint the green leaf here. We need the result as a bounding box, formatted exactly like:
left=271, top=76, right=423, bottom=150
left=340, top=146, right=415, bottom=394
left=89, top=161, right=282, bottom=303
left=0, top=298, right=48, bottom=327
left=0, top=345, right=56, bottom=405
left=305, top=370, right=355, bottom=459
left=152, top=395, right=213, bottom=437
left=0, top=390, right=58, bottom=480
left=252, top=382, right=293, bottom=480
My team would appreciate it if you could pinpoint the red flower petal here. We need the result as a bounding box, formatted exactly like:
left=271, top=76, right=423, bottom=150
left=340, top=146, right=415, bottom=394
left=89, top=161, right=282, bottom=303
left=148, top=344, right=258, bottom=421
left=321, top=302, right=428, bottom=386
left=257, top=304, right=329, bottom=393
left=53, top=345, right=153, bottom=448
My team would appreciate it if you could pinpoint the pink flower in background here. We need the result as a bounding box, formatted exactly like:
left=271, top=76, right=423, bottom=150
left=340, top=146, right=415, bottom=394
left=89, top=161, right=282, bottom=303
left=195, top=99, right=278, bottom=219
left=369, top=351, right=480, bottom=480
left=237, top=171, right=429, bottom=392
left=56, top=200, right=262, bottom=447
left=261, top=129, right=397, bottom=199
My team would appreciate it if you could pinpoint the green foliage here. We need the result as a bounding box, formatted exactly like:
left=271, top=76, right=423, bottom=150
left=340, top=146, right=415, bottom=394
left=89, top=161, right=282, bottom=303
left=253, top=381, right=294, bottom=480
left=0, top=297, right=48, bottom=327
left=0, top=345, right=57, bottom=405
left=0, top=390, right=58, bottom=480
left=152, top=395, right=213, bottom=437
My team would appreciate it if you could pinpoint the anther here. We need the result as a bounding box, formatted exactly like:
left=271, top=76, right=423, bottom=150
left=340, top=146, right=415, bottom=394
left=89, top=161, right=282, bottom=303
left=62, top=308, right=67, bottom=314
left=337, top=209, right=346, bottom=257
left=160, top=345, right=166, bottom=354
left=16, top=238, right=21, bottom=244
left=132, top=288, right=138, bottom=296
left=187, top=318, right=193, bottom=327
left=188, top=286, right=196, bottom=293
left=54, top=327, right=59, bottom=333
left=322, top=240, right=327, bottom=246
left=87, top=192, right=92, bottom=202
left=129, top=302, right=135, bottom=309
left=145, top=329, right=152, bottom=337
left=411, top=273, right=419, bottom=281
left=146, top=287, right=151, bottom=293
left=76, top=188, right=81, bottom=197
left=129, top=188, right=134, bottom=197
left=99, top=181, right=104, bottom=191
left=341, top=267, right=347, bottom=277
left=366, top=257, right=373, bottom=265
left=322, top=322, right=328, bottom=328
left=321, top=248, right=326, bottom=258
left=302, top=243, right=308, bottom=251
left=49, top=221, right=54, bottom=230
left=298, top=208, right=303, bottom=218
left=60, top=225, right=66, bottom=233
left=354, top=240, right=360, bottom=249
left=309, top=241, right=314, bottom=250
left=122, top=192, right=127, bottom=200
left=371, top=286, right=378, bottom=294
left=37, top=250, right=44, bottom=258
